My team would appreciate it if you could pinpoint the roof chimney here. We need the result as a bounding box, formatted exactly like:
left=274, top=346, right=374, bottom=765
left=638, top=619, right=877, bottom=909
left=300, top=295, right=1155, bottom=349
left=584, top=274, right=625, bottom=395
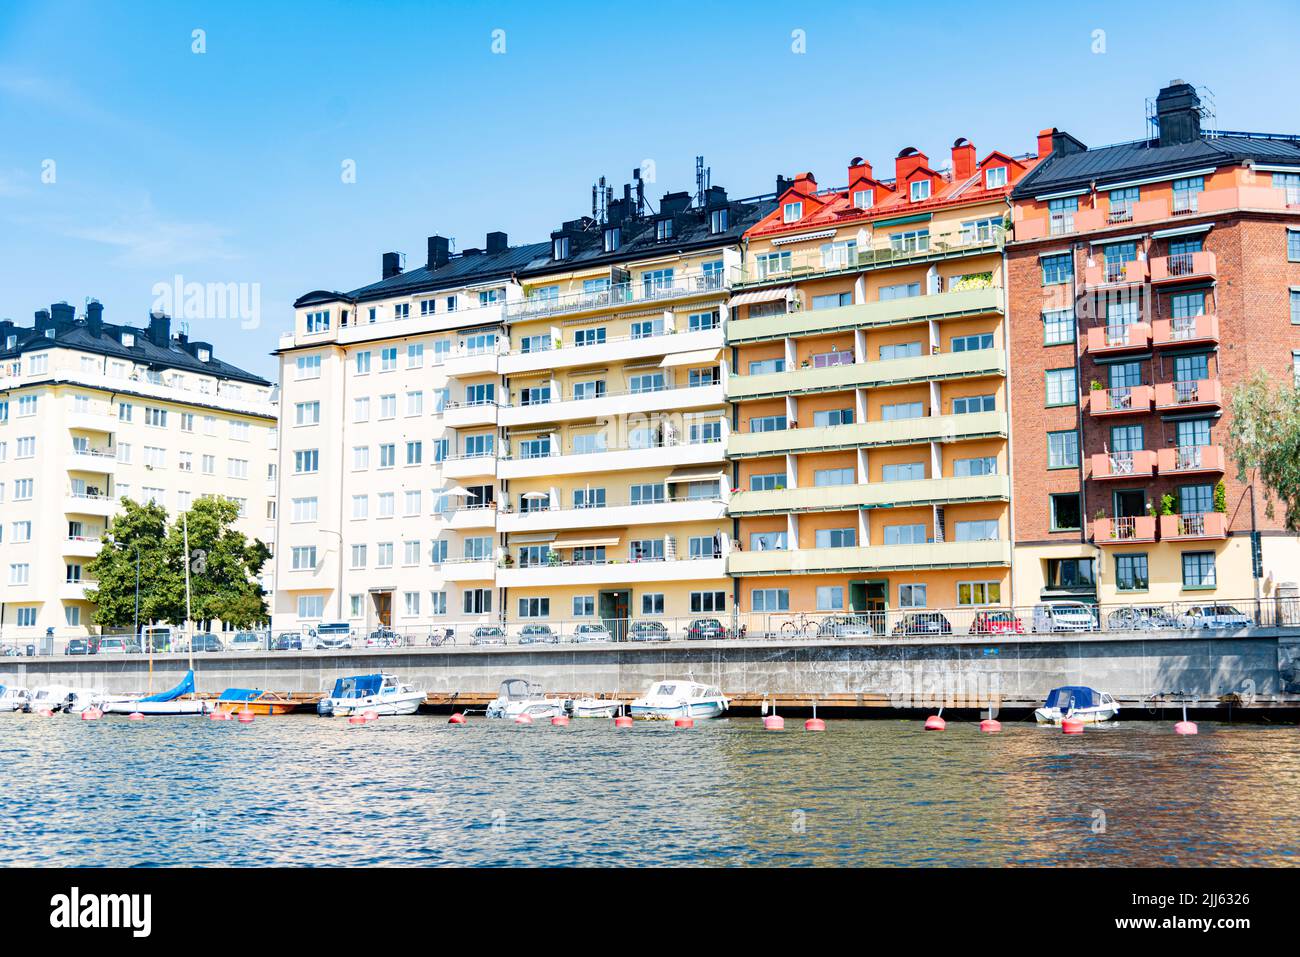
left=790, top=172, right=818, bottom=196
left=776, top=174, right=793, bottom=196
left=33, top=309, right=51, bottom=333
left=1156, top=80, right=1203, bottom=147
left=951, top=138, right=977, bottom=181
left=660, top=191, right=693, bottom=215
left=847, top=156, right=873, bottom=187
left=426, top=235, right=450, bottom=270
left=382, top=251, right=403, bottom=280
left=86, top=300, right=104, bottom=336
left=148, top=311, right=171, bottom=347
left=486, top=231, right=508, bottom=255
left=894, top=148, right=928, bottom=185
left=50, top=302, right=76, bottom=331
left=1036, top=128, right=1056, bottom=158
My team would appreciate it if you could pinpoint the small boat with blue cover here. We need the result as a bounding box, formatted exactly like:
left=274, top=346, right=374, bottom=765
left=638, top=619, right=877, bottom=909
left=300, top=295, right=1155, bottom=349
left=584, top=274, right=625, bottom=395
left=1034, top=686, right=1119, bottom=725
left=316, top=673, right=425, bottom=717
left=102, top=670, right=210, bottom=716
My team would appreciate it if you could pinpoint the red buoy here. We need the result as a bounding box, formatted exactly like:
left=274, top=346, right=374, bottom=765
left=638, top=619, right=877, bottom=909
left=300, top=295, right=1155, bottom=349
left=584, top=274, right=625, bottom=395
left=209, top=710, right=231, bottom=721
left=36, top=709, right=53, bottom=718
left=804, top=717, right=826, bottom=732
left=614, top=715, right=633, bottom=728
left=763, top=714, right=785, bottom=731
left=362, top=710, right=379, bottom=722
left=515, top=713, right=533, bottom=725
left=980, top=719, right=1002, bottom=733
left=347, top=714, right=367, bottom=725
left=128, top=712, right=145, bottom=721
left=924, top=714, right=946, bottom=731
left=448, top=712, right=466, bottom=725
left=551, top=715, right=570, bottom=726
left=1174, top=720, right=1198, bottom=735
left=1062, top=717, right=1085, bottom=734
left=80, top=707, right=103, bottom=721
left=674, top=717, right=694, bottom=728
left=237, top=711, right=255, bottom=724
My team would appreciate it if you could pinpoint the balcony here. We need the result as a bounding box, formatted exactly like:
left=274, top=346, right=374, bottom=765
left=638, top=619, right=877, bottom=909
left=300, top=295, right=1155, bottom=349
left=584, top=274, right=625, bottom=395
left=728, top=473, right=1010, bottom=517
left=1159, top=512, right=1228, bottom=541
left=505, top=271, right=727, bottom=322
left=1150, top=251, right=1217, bottom=284
left=497, top=556, right=727, bottom=589
left=63, top=493, right=118, bottom=517
left=1092, top=516, right=1157, bottom=545
left=1086, top=322, right=1151, bottom=356
left=500, top=498, right=727, bottom=535
left=1087, top=385, right=1153, bottom=416
left=439, top=452, right=499, bottom=480
left=442, top=401, right=500, bottom=429
left=436, top=559, right=497, bottom=582
left=728, top=410, right=1007, bottom=459
left=60, top=579, right=96, bottom=600
left=440, top=347, right=502, bottom=379
left=500, top=327, right=724, bottom=376
left=727, top=540, right=1010, bottom=576
left=499, top=382, right=725, bottom=429
left=733, top=225, right=1004, bottom=288
left=728, top=348, right=1005, bottom=402
left=726, top=287, right=1001, bottom=346
left=1156, top=444, right=1226, bottom=476
left=63, top=536, right=103, bottom=558
left=1153, top=314, right=1219, bottom=348
left=1083, top=259, right=1149, bottom=289
left=66, top=410, right=117, bottom=434
left=1090, top=449, right=1156, bottom=480
left=67, top=447, right=118, bottom=473
left=436, top=505, right=499, bottom=530
left=499, top=439, right=724, bottom=480
left=1154, top=378, right=1222, bottom=412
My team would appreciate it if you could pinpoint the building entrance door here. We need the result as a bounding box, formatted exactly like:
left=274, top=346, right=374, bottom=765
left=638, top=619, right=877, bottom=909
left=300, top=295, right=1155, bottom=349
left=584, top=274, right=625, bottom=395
left=371, top=591, right=393, bottom=628
left=599, top=590, right=631, bottom=641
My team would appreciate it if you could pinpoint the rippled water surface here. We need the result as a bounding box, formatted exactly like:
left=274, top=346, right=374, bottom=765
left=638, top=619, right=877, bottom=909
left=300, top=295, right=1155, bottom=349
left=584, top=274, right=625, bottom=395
left=1, top=714, right=1297, bottom=867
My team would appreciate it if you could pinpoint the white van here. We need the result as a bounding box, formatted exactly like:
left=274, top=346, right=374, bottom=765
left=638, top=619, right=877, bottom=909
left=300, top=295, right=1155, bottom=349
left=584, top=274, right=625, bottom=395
left=1033, top=602, right=1098, bottom=633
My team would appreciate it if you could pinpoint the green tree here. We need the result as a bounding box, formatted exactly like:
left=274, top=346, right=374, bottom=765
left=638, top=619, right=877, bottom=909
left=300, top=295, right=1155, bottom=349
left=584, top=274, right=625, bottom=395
left=157, top=496, right=272, bottom=629
left=84, top=498, right=176, bottom=628
left=1227, top=370, right=1300, bottom=529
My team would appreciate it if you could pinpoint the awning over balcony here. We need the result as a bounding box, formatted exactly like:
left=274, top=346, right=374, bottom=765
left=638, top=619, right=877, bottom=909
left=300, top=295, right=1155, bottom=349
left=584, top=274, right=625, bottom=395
left=731, top=286, right=794, bottom=307
left=552, top=528, right=626, bottom=549
left=511, top=531, right=557, bottom=544
left=660, top=348, right=723, bottom=368
left=666, top=466, right=725, bottom=483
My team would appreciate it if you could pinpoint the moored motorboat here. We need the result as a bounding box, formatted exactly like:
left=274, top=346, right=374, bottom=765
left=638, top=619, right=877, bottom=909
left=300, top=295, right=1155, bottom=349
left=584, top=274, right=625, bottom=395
left=214, top=689, right=299, bottom=715
left=102, top=670, right=210, bottom=716
left=571, top=697, right=620, bottom=719
left=0, top=684, right=32, bottom=712
left=1034, top=686, right=1119, bottom=725
left=316, top=673, right=425, bottom=717
left=630, top=679, right=729, bottom=720
left=485, top=678, right=569, bottom=720
left=25, top=685, right=108, bottom=714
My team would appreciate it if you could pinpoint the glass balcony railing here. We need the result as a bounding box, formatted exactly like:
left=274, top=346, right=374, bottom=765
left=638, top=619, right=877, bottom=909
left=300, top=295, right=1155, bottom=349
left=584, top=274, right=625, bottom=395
left=506, top=271, right=726, bottom=321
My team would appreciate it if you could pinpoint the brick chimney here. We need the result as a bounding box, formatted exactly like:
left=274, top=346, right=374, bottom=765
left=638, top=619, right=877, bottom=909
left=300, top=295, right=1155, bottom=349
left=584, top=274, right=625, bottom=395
left=1036, top=128, right=1056, bottom=158
left=148, top=311, right=170, bottom=347
left=790, top=172, right=818, bottom=196
left=894, top=148, right=928, bottom=185
left=951, top=138, right=977, bottom=181
left=426, top=236, right=450, bottom=270
left=382, top=251, right=402, bottom=280
left=486, top=231, right=508, bottom=255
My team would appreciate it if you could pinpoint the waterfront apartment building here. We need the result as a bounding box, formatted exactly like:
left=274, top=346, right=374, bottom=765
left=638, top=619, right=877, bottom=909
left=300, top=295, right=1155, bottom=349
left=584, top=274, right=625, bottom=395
left=0, top=302, right=278, bottom=642
left=723, top=139, right=1040, bottom=620
left=1006, top=80, right=1300, bottom=607
left=274, top=178, right=772, bottom=636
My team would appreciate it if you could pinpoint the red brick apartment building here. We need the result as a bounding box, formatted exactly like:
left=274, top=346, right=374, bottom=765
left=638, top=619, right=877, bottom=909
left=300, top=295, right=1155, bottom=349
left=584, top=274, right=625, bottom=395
left=1006, top=80, right=1300, bottom=610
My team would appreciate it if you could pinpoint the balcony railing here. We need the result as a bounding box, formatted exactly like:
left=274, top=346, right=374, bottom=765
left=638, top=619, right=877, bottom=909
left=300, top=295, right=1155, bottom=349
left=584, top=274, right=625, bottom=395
left=1159, top=512, right=1228, bottom=540
left=1094, top=515, right=1157, bottom=543
left=1086, top=321, right=1151, bottom=354
left=1088, top=385, right=1153, bottom=415
left=1083, top=259, right=1149, bottom=288
left=1154, top=378, right=1222, bottom=410
left=1091, top=449, right=1156, bottom=479
left=1150, top=251, right=1216, bottom=283
left=1153, top=314, right=1219, bottom=347
left=505, top=272, right=726, bottom=321
left=1156, top=444, right=1226, bottom=475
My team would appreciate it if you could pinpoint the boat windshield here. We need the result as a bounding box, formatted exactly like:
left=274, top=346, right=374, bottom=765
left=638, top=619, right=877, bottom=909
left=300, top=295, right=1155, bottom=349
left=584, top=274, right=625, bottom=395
left=499, top=678, right=532, bottom=700
left=1044, top=686, right=1098, bottom=710
left=653, top=683, right=678, bottom=697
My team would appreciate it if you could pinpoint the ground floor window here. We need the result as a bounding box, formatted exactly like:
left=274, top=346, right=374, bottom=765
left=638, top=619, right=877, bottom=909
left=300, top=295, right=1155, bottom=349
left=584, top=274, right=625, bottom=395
left=297, top=595, right=324, bottom=619
left=1115, top=554, right=1149, bottom=591
left=641, top=593, right=665, bottom=615
left=573, top=596, right=594, bottom=617
left=463, top=589, right=492, bottom=615
left=899, top=584, right=927, bottom=607
left=1050, top=493, right=1081, bottom=531
left=519, top=597, right=549, bottom=618
left=1182, top=551, right=1216, bottom=588
left=65, top=606, right=81, bottom=626
left=691, top=591, right=725, bottom=613
left=816, top=586, right=844, bottom=611
left=957, top=581, right=1001, bottom=606
left=15, top=607, right=36, bottom=627
left=752, top=589, right=789, bottom=612
left=429, top=591, right=447, bottom=616
left=404, top=592, right=420, bottom=616
left=349, top=594, right=363, bottom=617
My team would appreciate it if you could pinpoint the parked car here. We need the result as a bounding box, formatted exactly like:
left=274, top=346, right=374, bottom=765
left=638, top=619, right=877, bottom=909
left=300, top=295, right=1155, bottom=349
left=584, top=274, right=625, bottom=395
left=364, top=627, right=403, bottom=648
left=969, top=610, right=1025, bottom=635
left=570, top=622, right=612, bottom=643
left=628, top=620, right=670, bottom=642
left=518, top=624, right=560, bottom=645
left=816, top=614, right=876, bottom=638
left=188, top=634, right=225, bottom=653
left=892, top=612, right=953, bottom=637
left=141, top=625, right=176, bottom=653
left=64, top=638, right=95, bottom=656
left=1032, top=602, right=1098, bottom=633
left=1107, top=605, right=1179, bottom=631
left=230, top=630, right=266, bottom=652
left=271, top=632, right=302, bottom=651
left=685, top=618, right=726, bottom=640
left=308, top=622, right=353, bottom=650
left=1179, top=604, right=1253, bottom=630
left=96, top=636, right=142, bottom=654
left=471, top=625, right=508, bottom=647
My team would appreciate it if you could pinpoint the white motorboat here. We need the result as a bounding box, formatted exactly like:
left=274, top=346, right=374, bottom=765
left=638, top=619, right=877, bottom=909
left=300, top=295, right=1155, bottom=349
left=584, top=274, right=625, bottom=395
left=571, top=697, right=620, bottom=719
left=25, top=685, right=106, bottom=714
left=485, top=678, right=569, bottom=720
left=316, top=673, right=425, bottom=717
left=0, top=684, right=31, bottom=712
left=630, top=679, right=729, bottom=720
left=101, top=670, right=210, bottom=716
left=1034, top=686, right=1120, bottom=725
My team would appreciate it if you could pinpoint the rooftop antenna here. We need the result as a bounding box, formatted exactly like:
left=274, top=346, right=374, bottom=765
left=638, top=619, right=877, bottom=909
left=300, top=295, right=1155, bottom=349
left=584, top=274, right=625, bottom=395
left=695, top=155, right=711, bottom=207
left=633, top=168, right=647, bottom=217
left=592, top=175, right=609, bottom=224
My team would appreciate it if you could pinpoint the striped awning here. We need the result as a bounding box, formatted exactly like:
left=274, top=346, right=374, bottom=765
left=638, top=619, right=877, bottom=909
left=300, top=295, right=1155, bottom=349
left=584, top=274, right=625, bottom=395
left=666, top=466, right=724, bottom=483
left=660, top=348, right=722, bottom=368
left=552, top=528, right=625, bottom=549
left=730, top=286, right=794, bottom=307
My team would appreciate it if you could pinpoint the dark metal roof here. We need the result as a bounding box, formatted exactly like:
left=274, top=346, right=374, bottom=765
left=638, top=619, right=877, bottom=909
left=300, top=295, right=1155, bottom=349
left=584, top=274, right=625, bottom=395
left=1013, top=132, right=1300, bottom=198
left=342, top=241, right=551, bottom=304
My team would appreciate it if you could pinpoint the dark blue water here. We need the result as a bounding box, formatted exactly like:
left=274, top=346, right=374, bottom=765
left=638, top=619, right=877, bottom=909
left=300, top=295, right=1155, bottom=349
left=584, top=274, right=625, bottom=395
left=1, top=714, right=1296, bottom=866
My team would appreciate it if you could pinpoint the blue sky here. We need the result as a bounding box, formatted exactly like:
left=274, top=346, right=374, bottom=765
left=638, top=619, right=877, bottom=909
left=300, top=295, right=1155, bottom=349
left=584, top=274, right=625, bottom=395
left=1, top=0, right=1297, bottom=380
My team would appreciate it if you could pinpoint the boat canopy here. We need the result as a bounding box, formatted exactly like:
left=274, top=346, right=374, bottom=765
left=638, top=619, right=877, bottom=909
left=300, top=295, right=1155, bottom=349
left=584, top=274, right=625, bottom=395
left=1043, top=686, right=1099, bottom=710
left=497, top=678, right=539, bottom=701
left=331, top=674, right=383, bottom=699
left=217, top=688, right=264, bottom=702
left=139, top=670, right=195, bottom=703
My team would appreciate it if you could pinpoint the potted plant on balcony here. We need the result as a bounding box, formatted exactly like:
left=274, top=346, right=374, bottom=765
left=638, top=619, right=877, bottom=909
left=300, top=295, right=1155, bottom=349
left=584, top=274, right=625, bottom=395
left=1160, top=494, right=1175, bottom=516
left=1214, top=481, right=1227, bottom=513
left=1090, top=379, right=1104, bottom=392
left=546, top=550, right=561, bottom=566
left=498, top=554, right=514, bottom=568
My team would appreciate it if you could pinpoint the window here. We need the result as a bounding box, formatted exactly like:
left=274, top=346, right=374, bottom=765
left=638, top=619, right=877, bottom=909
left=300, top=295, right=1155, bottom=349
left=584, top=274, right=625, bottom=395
left=1047, top=558, right=1094, bottom=589
left=750, top=473, right=786, bottom=492
left=688, top=310, right=720, bottom=331
left=642, top=268, right=674, bottom=295
left=881, top=402, right=923, bottom=421
left=898, top=584, right=927, bottom=608
left=952, top=333, right=995, bottom=353
left=750, top=531, right=787, bottom=551
left=957, top=581, right=1001, bottom=606
left=293, top=449, right=319, bottom=474
left=879, top=281, right=921, bottom=300
left=350, top=545, right=367, bottom=569
left=407, top=343, right=424, bottom=368
left=812, top=292, right=854, bottom=310
left=655, top=218, right=673, bottom=240
left=782, top=201, right=803, bottom=223
left=812, top=408, right=853, bottom=427
left=629, top=538, right=665, bottom=562
left=1116, top=554, right=1149, bottom=591
left=984, top=166, right=1007, bottom=189
left=1293, top=290, right=1300, bottom=326
left=288, top=545, right=318, bottom=571
left=291, top=497, right=318, bottom=522
left=1182, top=551, right=1216, bottom=588
left=1041, top=253, right=1073, bottom=285
left=305, top=310, right=330, bottom=334
left=352, top=446, right=370, bottom=470
left=954, top=520, right=999, bottom=542
left=691, top=591, right=725, bottom=613
left=295, top=354, right=321, bottom=380
left=1043, top=308, right=1076, bottom=345
left=355, top=351, right=371, bottom=374
left=145, top=407, right=167, bottom=428
left=463, top=590, right=494, bottom=616
left=378, top=444, right=396, bottom=468
left=881, top=341, right=922, bottom=361
left=749, top=415, right=787, bottom=433
left=429, top=592, right=447, bottom=616
left=1171, top=176, right=1204, bottom=214
left=751, top=588, right=790, bottom=612
left=295, top=401, right=320, bottom=426
left=690, top=420, right=723, bottom=444
left=118, top=402, right=133, bottom=422
left=954, top=456, right=998, bottom=477
left=376, top=542, right=394, bottom=566
left=1045, top=368, right=1077, bottom=407
left=1108, top=186, right=1140, bottom=222
left=909, top=180, right=931, bottom=202
left=709, top=208, right=728, bottom=234
left=15, top=607, right=37, bottom=628
left=884, top=524, right=927, bottom=545
left=952, top=394, right=996, bottom=414
left=815, top=586, right=844, bottom=611
left=748, top=358, right=785, bottom=376
left=574, top=326, right=607, bottom=348
left=754, top=251, right=791, bottom=279
left=882, top=462, right=926, bottom=482
left=406, top=441, right=423, bottom=466
left=1050, top=493, right=1082, bottom=531
left=517, top=597, right=549, bottom=618
left=630, top=483, right=666, bottom=505
left=1275, top=171, right=1300, bottom=205
left=1047, top=430, right=1079, bottom=469
left=403, top=540, right=422, bottom=565
left=814, top=468, right=855, bottom=487
left=815, top=528, right=856, bottom=548
left=1180, top=484, right=1214, bottom=515
left=380, top=347, right=397, bottom=372
left=10, top=564, right=30, bottom=585
left=631, top=318, right=664, bottom=340
left=406, top=391, right=424, bottom=416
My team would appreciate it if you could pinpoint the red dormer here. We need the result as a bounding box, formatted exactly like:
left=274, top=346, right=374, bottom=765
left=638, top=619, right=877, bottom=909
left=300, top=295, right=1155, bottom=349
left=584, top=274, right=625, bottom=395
left=896, top=147, right=941, bottom=203
left=976, top=150, right=1028, bottom=191
left=768, top=172, right=832, bottom=228
left=847, top=156, right=889, bottom=212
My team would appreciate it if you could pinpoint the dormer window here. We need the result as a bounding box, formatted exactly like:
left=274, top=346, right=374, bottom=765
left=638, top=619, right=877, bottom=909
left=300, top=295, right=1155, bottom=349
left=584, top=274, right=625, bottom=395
left=984, top=166, right=1008, bottom=190
left=656, top=218, right=673, bottom=240
left=782, top=201, right=803, bottom=223
left=4, top=335, right=15, bottom=350
left=122, top=332, right=135, bottom=347
left=553, top=236, right=570, bottom=260
left=197, top=348, right=211, bottom=362
left=910, top=180, right=931, bottom=202
left=852, top=189, right=873, bottom=210
left=709, top=208, right=728, bottom=234
left=604, top=227, right=620, bottom=252
left=44, top=328, right=56, bottom=339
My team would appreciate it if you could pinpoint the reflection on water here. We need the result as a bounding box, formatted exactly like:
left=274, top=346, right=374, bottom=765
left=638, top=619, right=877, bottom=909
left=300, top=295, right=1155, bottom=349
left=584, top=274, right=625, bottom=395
left=0, top=715, right=1296, bottom=867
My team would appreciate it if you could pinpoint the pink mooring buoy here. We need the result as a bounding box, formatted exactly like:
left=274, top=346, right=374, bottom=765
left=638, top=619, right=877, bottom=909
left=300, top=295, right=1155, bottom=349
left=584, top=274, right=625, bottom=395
left=924, top=714, right=946, bottom=731
left=128, top=712, right=146, bottom=721
left=80, top=707, right=103, bottom=721
left=1062, top=717, right=1085, bottom=734
left=237, top=711, right=255, bottom=724
left=613, top=715, right=633, bottom=728
left=980, top=718, right=1002, bottom=733
left=362, top=710, right=379, bottom=722
left=347, top=714, right=367, bottom=726
left=674, top=717, right=694, bottom=728
left=448, top=712, right=466, bottom=725
left=515, top=713, right=533, bottom=725
left=551, top=715, right=570, bottom=727
left=763, top=714, right=785, bottom=731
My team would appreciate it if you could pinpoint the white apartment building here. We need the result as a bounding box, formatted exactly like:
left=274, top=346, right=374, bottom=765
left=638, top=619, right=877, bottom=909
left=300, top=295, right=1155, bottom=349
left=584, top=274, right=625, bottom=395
left=0, top=301, right=278, bottom=644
